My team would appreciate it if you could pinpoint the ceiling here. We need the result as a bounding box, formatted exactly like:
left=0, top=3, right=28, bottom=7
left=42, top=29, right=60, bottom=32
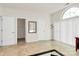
left=0, top=3, right=72, bottom=14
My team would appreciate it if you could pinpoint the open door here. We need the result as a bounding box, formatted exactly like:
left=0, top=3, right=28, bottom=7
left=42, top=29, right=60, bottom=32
left=17, top=18, right=26, bottom=45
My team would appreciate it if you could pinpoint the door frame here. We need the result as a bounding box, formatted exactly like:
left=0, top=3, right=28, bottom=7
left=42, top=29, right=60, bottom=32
left=16, top=18, right=26, bottom=44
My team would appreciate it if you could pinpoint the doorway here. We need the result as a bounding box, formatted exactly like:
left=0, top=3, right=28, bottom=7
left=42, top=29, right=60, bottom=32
left=17, top=18, right=26, bottom=45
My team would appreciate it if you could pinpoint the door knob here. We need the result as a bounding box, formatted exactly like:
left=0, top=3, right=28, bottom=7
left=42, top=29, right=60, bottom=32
left=12, top=32, right=15, bottom=33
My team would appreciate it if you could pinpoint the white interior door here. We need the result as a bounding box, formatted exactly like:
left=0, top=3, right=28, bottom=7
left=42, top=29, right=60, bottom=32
left=0, top=17, right=2, bottom=45
left=2, top=16, right=16, bottom=46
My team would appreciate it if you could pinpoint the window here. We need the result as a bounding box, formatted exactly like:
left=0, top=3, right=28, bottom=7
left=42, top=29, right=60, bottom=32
left=63, top=7, right=79, bottom=19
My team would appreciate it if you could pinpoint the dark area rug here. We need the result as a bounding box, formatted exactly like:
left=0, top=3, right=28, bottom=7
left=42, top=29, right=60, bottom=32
left=29, top=49, right=64, bottom=56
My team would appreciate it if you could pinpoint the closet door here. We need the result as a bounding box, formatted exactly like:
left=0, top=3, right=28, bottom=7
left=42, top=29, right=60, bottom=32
left=0, top=17, right=2, bottom=45
left=2, top=16, right=16, bottom=46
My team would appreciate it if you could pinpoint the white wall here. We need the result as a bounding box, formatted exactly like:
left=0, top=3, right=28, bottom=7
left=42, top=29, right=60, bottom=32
left=26, top=15, right=51, bottom=42
left=0, top=6, right=51, bottom=44
left=0, top=7, right=4, bottom=15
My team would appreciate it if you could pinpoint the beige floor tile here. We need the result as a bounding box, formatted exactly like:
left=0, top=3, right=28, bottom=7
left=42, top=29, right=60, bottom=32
left=0, top=40, right=78, bottom=56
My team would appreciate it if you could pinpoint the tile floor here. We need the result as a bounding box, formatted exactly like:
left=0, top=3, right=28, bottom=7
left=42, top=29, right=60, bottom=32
left=0, top=40, right=78, bottom=56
